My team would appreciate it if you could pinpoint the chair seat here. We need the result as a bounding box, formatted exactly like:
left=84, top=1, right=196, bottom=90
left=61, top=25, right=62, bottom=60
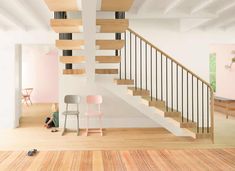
left=85, top=111, right=103, bottom=116
left=62, top=111, right=79, bottom=115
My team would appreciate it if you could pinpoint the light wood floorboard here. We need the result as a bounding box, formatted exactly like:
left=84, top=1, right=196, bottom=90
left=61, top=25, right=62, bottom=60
left=0, top=104, right=235, bottom=150
left=0, top=150, right=234, bottom=171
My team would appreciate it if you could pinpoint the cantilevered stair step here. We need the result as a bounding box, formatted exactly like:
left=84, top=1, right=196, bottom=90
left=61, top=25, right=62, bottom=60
left=171, top=116, right=197, bottom=128
left=114, top=79, right=134, bottom=85
left=63, top=69, right=85, bottom=75
left=50, top=19, right=128, bottom=33
left=60, top=56, right=85, bottom=64
left=56, top=40, right=84, bottom=50
left=96, top=56, right=121, bottom=63
left=50, top=19, right=83, bottom=33
left=98, top=0, right=134, bottom=11
left=141, top=96, right=180, bottom=117
left=96, top=19, right=129, bottom=33
left=96, top=40, right=124, bottom=50
left=127, top=87, right=150, bottom=96
left=44, top=0, right=80, bottom=11
left=141, top=96, right=165, bottom=109
left=95, top=69, right=118, bottom=74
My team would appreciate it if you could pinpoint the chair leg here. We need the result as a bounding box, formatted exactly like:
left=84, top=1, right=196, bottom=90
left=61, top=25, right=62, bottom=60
left=62, top=115, right=67, bottom=136
left=29, top=97, right=33, bottom=105
left=86, top=116, right=89, bottom=136
left=99, top=116, right=103, bottom=136
left=77, top=115, right=79, bottom=136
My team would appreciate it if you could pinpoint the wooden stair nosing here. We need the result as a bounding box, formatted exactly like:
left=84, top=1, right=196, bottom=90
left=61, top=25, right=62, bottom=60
left=127, top=87, right=150, bottom=96
left=60, top=56, right=85, bottom=64
left=50, top=19, right=83, bottom=33
left=63, top=69, right=85, bottom=75
left=56, top=40, right=84, bottom=50
left=114, top=79, right=134, bottom=85
left=96, top=40, right=125, bottom=50
left=96, top=56, right=121, bottom=63
left=95, top=69, right=118, bottom=74
left=100, top=0, right=134, bottom=11
left=44, top=0, right=80, bottom=11
left=96, top=19, right=129, bottom=33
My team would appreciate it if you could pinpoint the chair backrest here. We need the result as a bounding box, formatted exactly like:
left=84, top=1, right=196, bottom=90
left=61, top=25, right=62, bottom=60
left=64, top=95, right=81, bottom=104
left=86, top=95, right=103, bottom=104
left=22, top=88, right=33, bottom=96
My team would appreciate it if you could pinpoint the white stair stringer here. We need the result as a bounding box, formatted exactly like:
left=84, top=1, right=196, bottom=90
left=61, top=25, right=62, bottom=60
left=98, top=81, right=196, bottom=138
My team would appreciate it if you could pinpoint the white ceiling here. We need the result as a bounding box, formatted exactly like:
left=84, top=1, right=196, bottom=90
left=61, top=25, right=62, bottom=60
left=0, top=0, right=235, bottom=32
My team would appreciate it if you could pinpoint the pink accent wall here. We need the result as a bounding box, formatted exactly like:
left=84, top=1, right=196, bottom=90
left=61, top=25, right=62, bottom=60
left=210, top=44, right=235, bottom=99
left=22, top=45, right=59, bottom=103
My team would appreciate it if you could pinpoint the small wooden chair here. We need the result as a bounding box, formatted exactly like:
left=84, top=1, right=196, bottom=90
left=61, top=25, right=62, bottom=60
left=62, top=95, right=81, bottom=136
left=85, top=95, right=103, bottom=136
left=22, top=88, right=33, bottom=106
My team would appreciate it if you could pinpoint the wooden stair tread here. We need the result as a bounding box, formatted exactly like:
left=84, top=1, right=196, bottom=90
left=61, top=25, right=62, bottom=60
left=114, top=79, right=134, bottom=85
left=56, top=40, right=84, bottom=50
left=50, top=19, right=83, bottom=33
left=128, top=87, right=150, bottom=96
left=171, top=116, right=197, bottom=128
left=63, top=69, right=85, bottom=75
left=96, top=56, right=121, bottom=63
left=50, top=19, right=128, bottom=33
left=96, top=40, right=124, bottom=50
left=95, top=69, right=118, bottom=74
left=100, top=0, right=134, bottom=11
left=60, top=56, right=85, bottom=64
left=96, top=19, right=129, bottom=33
left=44, top=0, right=80, bottom=11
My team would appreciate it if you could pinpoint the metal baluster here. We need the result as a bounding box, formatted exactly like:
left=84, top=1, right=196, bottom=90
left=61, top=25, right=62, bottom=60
left=156, top=50, right=158, bottom=100
left=140, top=40, right=142, bottom=90
left=150, top=47, right=153, bottom=100
left=182, top=68, right=184, bottom=122
left=177, top=64, right=178, bottom=112
left=192, top=75, right=194, bottom=122
left=197, top=78, right=199, bottom=133
left=135, top=35, right=137, bottom=89
left=124, top=32, right=126, bottom=80
left=130, top=32, right=132, bottom=80
left=166, top=57, right=168, bottom=112
left=145, top=43, right=148, bottom=90
left=202, top=83, right=204, bottom=133
left=119, top=33, right=122, bottom=80
left=187, top=71, right=189, bottom=122
left=207, top=86, right=209, bottom=133
left=171, top=61, right=173, bottom=111
left=161, top=54, right=163, bottom=101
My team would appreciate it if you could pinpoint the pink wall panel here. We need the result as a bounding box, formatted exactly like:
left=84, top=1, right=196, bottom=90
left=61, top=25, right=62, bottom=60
left=22, top=46, right=59, bottom=103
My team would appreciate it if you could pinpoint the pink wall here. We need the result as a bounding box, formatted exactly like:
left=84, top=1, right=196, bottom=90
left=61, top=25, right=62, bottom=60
left=210, top=44, right=235, bottom=99
left=22, top=45, right=59, bottom=103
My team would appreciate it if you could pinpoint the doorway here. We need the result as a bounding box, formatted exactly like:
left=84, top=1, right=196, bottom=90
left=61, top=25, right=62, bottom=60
left=20, top=44, right=59, bottom=127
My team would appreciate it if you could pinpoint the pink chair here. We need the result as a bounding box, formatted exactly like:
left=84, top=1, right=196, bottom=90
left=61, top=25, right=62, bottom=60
left=85, top=95, right=103, bottom=136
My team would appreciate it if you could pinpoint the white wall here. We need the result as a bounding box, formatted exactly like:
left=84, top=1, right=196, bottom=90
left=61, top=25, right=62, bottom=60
left=129, top=20, right=235, bottom=82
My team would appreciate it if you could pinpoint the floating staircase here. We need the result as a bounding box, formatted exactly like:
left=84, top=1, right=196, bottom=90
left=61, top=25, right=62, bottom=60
left=44, top=0, right=214, bottom=142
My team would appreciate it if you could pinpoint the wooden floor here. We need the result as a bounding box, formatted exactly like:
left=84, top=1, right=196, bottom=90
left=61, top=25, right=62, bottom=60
left=0, top=149, right=235, bottom=171
left=0, top=103, right=235, bottom=150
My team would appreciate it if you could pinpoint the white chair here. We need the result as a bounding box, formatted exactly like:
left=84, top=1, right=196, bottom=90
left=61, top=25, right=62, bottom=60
left=62, top=95, right=81, bottom=136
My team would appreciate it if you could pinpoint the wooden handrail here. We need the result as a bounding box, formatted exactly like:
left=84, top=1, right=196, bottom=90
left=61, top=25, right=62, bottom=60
left=128, top=28, right=214, bottom=143
left=127, top=28, right=213, bottom=92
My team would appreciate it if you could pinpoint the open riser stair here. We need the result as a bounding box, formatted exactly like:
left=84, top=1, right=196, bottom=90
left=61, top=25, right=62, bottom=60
left=115, top=28, right=214, bottom=141
left=44, top=0, right=214, bottom=142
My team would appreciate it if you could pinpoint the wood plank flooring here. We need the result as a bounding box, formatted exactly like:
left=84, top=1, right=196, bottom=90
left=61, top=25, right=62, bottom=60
left=0, top=149, right=235, bottom=171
